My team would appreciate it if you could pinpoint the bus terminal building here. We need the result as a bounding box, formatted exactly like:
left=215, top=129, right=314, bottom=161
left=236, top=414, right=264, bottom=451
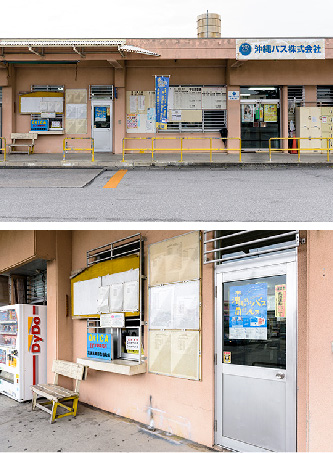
left=0, top=229, right=332, bottom=452
left=1, top=37, right=333, bottom=155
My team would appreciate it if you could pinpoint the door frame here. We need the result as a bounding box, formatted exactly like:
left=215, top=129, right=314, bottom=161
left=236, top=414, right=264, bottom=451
left=240, top=98, right=281, bottom=150
left=91, top=99, right=113, bottom=152
left=214, top=251, right=297, bottom=452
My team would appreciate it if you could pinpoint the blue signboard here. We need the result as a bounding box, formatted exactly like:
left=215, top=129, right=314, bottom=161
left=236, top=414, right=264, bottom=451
left=229, top=283, right=268, bottom=340
left=87, top=333, right=111, bottom=361
left=31, top=119, right=48, bottom=131
left=155, top=76, right=169, bottom=130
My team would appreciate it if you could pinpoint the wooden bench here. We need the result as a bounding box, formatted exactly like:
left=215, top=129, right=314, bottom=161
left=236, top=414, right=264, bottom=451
left=31, top=360, right=86, bottom=423
left=8, top=133, right=37, bottom=154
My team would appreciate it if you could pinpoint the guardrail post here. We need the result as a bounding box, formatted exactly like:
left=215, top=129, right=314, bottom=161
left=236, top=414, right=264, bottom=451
left=122, top=138, right=125, bottom=162
left=239, top=138, right=242, bottom=163
left=180, top=137, right=183, bottom=162
left=269, top=139, right=272, bottom=162
left=210, top=137, right=212, bottom=162
left=91, top=138, right=94, bottom=162
left=63, top=138, right=66, bottom=161
left=327, top=138, right=330, bottom=163
left=152, top=137, right=154, bottom=161
left=298, top=138, right=301, bottom=162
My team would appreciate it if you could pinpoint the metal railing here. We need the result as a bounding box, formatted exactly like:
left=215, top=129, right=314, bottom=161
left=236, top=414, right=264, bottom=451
left=0, top=137, right=6, bottom=162
left=63, top=137, right=95, bottom=162
left=269, top=137, right=330, bottom=162
left=122, top=136, right=241, bottom=162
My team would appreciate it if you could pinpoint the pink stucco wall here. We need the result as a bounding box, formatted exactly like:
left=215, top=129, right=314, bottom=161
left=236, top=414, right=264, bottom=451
left=70, top=230, right=215, bottom=447
left=305, top=231, right=333, bottom=451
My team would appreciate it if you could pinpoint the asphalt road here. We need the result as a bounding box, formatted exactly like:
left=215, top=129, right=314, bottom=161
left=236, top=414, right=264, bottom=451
left=0, top=167, right=332, bottom=222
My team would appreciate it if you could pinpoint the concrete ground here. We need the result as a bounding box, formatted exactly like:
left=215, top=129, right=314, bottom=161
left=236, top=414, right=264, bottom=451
left=0, top=394, right=217, bottom=452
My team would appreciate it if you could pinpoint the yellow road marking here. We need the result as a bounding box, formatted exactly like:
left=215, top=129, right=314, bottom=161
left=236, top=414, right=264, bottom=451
left=103, top=170, right=127, bottom=188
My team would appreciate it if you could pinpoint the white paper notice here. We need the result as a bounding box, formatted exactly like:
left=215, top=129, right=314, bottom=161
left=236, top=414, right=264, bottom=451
left=171, top=110, right=182, bottom=121
left=123, top=281, right=139, bottom=312
left=138, top=95, right=145, bottom=111
left=110, top=283, right=124, bottom=312
left=130, top=95, right=138, bottom=113
left=149, top=285, right=173, bottom=329
left=97, top=286, right=110, bottom=313
left=172, top=280, right=200, bottom=330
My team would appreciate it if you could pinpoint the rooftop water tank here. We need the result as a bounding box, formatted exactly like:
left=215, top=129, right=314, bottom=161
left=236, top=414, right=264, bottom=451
left=197, top=13, right=221, bottom=38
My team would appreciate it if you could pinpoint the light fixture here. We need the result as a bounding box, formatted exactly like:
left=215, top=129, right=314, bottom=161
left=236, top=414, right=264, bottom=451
left=248, top=87, right=276, bottom=91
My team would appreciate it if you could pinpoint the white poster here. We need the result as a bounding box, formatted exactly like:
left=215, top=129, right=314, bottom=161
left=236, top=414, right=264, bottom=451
left=149, top=285, right=173, bottom=329
left=110, top=283, right=124, bottom=312
left=123, top=280, right=139, bottom=312
left=130, top=95, right=138, bottom=113
left=97, top=286, right=110, bottom=313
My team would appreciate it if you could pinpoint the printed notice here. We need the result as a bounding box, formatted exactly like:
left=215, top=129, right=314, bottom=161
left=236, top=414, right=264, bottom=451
left=275, top=284, right=286, bottom=318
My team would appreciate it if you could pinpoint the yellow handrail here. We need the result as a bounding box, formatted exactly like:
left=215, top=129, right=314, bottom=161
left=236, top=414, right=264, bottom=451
left=63, top=137, right=95, bottom=162
left=122, top=136, right=241, bottom=162
left=269, top=137, right=330, bottom=162
left=0, top=137, right=6, bottom=162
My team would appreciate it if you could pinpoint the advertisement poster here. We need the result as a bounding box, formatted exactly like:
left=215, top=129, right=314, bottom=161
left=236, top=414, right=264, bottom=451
left=229, top=283, right=268, bottom=340
left=155, top=75, right=169, bottom=130
left=241, top=104, right=254, bottom=122
left=126, top=113, right=139, bottom=129
left=87, top=333, right=111, bottom=361
left=223, top=351, right=231, bottom=363
left=275, top=284, right=286, bottom=318
left=94, top=107, right=107, bottom=122
left=264, top=104, right=278, bottom=122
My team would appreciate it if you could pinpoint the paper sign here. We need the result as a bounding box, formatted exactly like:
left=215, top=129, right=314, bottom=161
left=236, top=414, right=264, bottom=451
left=87, top=333, right=111, bottom=361
left=228, top=90, right=239, bottom=101
left=264, top=104, right=278, bottom=122
left=242, top=104, right=254, bottom=122
left=100, top=312, right=125, bottom=328
left=126, top=336, right=139, bottom=351
left=275, top=284, right=286, bottom=318
left=224, top=351, right=231, bottom=363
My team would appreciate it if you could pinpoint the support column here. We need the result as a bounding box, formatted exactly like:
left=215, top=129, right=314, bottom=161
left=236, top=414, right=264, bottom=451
left=2, top=65, right=16, bottom=144
left=113, top=65, right=126, bottom=154
left=281, top=85, right=289, bottom=152
left=304, top=85, right=317, bottom=106
left=226, top=85, right=241, bottom=154
left=47, top=231, right=73, bottom=385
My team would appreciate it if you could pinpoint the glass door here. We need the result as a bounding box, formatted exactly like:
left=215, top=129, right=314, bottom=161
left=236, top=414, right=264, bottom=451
left=240, top=87, right=280, bottom=149
left=215, top=252, right=297, bottom=452
left=91, top=100, right=113, bottom=152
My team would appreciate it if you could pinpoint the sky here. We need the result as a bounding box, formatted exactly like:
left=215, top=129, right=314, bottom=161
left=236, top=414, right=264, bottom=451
left=1, top=0, right=333, bottom=39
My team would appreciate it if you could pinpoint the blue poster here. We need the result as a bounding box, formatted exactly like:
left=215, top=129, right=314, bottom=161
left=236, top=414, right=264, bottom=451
left=155, top=76, right=169, bottom=130
left=229, top=283, right=267, bottom=340
left=87, top=333, right=111, bottom=361
left=94, top=106, right=107, bottom=122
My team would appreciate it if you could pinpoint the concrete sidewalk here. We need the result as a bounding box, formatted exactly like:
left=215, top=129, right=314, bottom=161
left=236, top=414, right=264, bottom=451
left=0, top=394, right=218, bottom=452
left=0, top=151, right=331, bottom=169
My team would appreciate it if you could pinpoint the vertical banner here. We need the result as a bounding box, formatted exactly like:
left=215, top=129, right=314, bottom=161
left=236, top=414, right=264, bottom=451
left=155, top=76, right=169, bottom=130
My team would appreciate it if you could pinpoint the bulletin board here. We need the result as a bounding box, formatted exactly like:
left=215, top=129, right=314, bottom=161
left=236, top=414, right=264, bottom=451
left=65, top=89, right=88, bottom=134
left=19, top=91, right=64, bottom=114
left=126, top=90, right=156, bottom=133
left=71, top=255, right=139, bottom=318
left=149, top=231, right=200, bottom=286
left=148, top=231, right=201, bottom=380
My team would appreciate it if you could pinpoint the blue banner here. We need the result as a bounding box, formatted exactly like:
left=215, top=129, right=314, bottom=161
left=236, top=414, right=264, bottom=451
left=155, top=76, right=169, bottom=130
left=229, top=283, right=268, bottom=340
left=87, top=333, right=111, bottom=361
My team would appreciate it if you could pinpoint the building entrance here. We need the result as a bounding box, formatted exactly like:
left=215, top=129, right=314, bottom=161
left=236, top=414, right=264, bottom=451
left=91, top=100, right=113, bottom=152
left=240, top=87, right=280, bottom=149
left=215, top=251, right=297, bottom=452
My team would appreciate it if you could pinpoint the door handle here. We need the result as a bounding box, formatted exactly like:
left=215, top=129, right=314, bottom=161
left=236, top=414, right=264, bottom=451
left=276, top=372, right=285, bottom=379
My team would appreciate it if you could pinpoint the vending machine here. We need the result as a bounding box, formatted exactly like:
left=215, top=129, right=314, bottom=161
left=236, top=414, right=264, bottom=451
left=0, top=304, right=47, bottom=402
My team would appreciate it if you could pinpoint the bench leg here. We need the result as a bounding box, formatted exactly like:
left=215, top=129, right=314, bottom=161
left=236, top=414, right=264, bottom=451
left=32, top=392, right=37, bottom=410
left=50, top=401, right=58, bottom=424
left=72, top=397, right=78, bottom=417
